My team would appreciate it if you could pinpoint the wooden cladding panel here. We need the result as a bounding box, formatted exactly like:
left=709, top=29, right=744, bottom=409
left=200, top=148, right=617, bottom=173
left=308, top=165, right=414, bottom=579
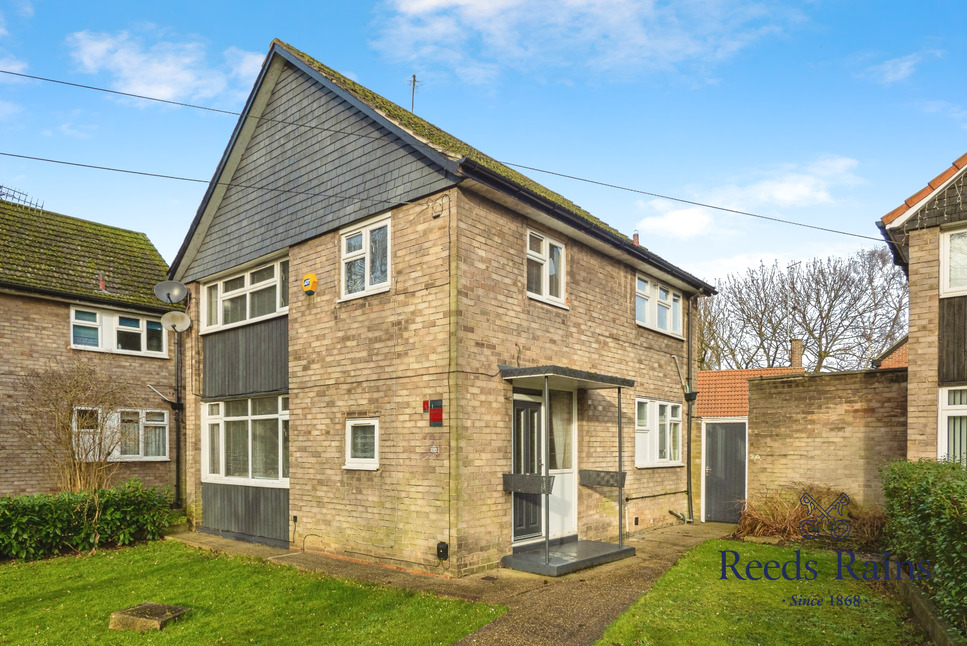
left=203, top=317, right=288, bottom=399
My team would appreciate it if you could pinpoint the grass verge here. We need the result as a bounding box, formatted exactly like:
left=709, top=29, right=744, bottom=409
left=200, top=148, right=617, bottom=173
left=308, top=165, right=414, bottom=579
left=0, top=540, right=504, bottom=645
left=597, top=539, right=926, bottom=646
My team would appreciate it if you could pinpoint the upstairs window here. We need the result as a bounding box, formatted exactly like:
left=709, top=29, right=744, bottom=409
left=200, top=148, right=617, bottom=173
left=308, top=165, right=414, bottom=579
left=341, top=215, right=391, bottom=300
left=526, top=230, right=566, bottom=305
left=941, top=229, right=967, bottom=297
left=70, top=307, right=167, bottom=358
left=635, top=275, right=683, bottom=336
left=203, top=257, right=289, bottom=331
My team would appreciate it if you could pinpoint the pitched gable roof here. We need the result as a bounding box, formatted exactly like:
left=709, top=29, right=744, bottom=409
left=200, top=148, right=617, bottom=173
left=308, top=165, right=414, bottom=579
left=0, top=199, right=170, bottom=311
left=881, top=153, right=967, bottom=228
left=696, top=366, right=805, bottom=418
left=878, top=153, right=967, bottom=269
left=170, top=40, right=713, bottom=296
left=872, top=335, right=908, bottom=369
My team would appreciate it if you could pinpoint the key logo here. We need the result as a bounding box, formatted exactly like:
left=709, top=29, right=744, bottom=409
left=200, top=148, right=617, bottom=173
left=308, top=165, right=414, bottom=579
left=798, top=491, right=851, bottom=540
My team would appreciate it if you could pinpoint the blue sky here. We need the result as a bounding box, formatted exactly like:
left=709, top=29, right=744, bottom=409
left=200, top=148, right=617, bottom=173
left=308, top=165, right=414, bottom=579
left=0, top=1, right=964, bottom=281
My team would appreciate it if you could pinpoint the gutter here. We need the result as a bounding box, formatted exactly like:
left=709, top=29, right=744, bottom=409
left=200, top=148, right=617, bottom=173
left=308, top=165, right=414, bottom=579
left=876, top=220, right=909, bottom=275
left=457, top=159, right=716, bottom=296
left=0, top=281, right=172, bottom=316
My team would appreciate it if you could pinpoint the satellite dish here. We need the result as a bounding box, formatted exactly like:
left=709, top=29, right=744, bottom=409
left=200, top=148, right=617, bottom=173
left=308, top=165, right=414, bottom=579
left=161, top=311, right=192, bottom=333
left=154, top=280, right=189, bottom=304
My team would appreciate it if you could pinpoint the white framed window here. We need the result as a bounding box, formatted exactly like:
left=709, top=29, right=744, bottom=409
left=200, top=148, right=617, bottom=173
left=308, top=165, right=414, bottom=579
left=635, top=276, right=650, bottom=326
left=70, top=307, right=167, bottom=358
left=634, top=399, right=682, bottom=467
left=202, top=257, right=289, bottom=332
left=202, top=395, right=290, bottom=487
left=344, top=418, right=379, bottom=470
left=941, top=229, right=967, bottom=297
left=73, top=408, right=169, bottom=461
left=73, top=407, right=104, bottom=462
left=939, top=388, right=967, bottom=466
left=526, top=230, right=566, bottom=306
left=340, top=215, right=391, bottom=301
left=635, top=276, right=683, bottom=336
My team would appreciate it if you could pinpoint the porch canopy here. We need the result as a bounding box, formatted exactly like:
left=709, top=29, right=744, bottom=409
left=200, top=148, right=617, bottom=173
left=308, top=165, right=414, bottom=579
left=498, top=364, right=636, bottom=576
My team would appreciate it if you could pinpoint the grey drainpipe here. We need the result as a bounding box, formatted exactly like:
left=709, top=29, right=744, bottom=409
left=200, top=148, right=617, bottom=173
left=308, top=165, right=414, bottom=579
left=618, top=387, right=624, bottom=547
left=543, top=375, right=550, bottom=566
left=685, top=295, right=695, bottom=523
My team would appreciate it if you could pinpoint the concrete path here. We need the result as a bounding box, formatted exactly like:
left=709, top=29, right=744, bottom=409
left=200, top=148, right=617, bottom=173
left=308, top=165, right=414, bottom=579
left=169, top=522, right=735, bottom=646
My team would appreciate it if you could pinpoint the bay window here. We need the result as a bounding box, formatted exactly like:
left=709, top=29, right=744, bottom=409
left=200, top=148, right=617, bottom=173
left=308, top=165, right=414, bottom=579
left=202, top=395, right=289, bottom=486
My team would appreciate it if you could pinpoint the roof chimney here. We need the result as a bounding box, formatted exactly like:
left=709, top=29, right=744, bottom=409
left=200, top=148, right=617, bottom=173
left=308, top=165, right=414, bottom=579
left=633, top=232, right=639, bottom=246
left=790, top=338, right=803, bottom=368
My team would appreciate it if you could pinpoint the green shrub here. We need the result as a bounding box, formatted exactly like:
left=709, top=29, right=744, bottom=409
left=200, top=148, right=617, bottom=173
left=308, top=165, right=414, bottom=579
left=881, top=459, right=967, bottom=636
left=0, top=479, right=171, bottom=560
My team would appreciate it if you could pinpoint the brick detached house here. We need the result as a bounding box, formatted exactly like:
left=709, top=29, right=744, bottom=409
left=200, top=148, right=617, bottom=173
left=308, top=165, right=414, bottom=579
left=0, top=198, right=178, bottom=496
left=167, top=39, right=714, bottom=577
left=880, top=152, right=967, bottom=465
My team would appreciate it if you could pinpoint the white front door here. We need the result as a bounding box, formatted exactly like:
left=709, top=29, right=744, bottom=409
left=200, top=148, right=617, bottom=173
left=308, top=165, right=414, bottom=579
left=512, top=389, right=578, bottom=541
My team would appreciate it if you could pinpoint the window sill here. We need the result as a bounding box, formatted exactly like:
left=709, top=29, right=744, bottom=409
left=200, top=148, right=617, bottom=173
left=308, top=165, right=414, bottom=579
left=200, top=309, right=288, bottom=336
left=338, top=284, right=391, bottom=303
left=635, top=322, right=684, bottom=340
left=201, top=475, right=290, bottom=488
left=527, top=293, right=569, bottom=310
left=636, top=462, right=685, bottom=469
left=71, top=345, right=170, bottom=359
left=342, top=463, right=379, bottom=471
left=112, top=457, right=171, bottom=463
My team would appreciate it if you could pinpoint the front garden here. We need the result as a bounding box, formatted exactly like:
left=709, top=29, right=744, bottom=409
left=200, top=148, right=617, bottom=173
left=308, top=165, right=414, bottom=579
left=0, top=539, right=503, bottom=645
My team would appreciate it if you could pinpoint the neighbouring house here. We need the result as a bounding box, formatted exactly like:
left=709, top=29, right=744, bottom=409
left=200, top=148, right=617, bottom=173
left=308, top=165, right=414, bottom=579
left=692, top=340, right=805, bottom=523
left=872, top=335, right=908, bottom=369
left=167, top=39, right=714, bottom=577
left=0, top=197, right=179, bottom=496
left=879, top=152, right=967, bottom=465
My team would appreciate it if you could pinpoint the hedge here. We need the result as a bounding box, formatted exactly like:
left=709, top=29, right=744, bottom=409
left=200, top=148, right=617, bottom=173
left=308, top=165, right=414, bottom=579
left=0, top=479, right=171, bottom=560
left=881, top=459, right=967, bottom=636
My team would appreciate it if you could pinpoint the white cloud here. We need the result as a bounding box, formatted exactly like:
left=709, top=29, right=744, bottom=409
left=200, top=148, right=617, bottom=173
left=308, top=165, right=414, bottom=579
left=0, top=55, right=28, bottom=82
left=0, top=99, right=21, bottom=120
left=865, top=49, right=942, bottom=85
left=918, top=100, right=967, bottom=129
left=637, top=204, right=717, bottom=240
left=65, top=30, right=263, bottom=105
left=634, top=155, right=862, bottom=242
left=373, top=0, right=800, bottom=84
left=224, top=46, right=264, bottom=82
left=0, top=12, right=7, bottom=38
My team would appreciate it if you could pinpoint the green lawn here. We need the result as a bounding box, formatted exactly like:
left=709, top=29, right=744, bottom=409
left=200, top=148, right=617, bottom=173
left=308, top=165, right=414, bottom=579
left=0, top=540, right=504, bottom=645
left=598, top=539, right=926, bottom=646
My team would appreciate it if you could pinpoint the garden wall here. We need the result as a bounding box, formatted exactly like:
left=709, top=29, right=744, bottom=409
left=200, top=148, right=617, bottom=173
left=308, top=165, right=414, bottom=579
left=747, top=368, right=907, bottom=507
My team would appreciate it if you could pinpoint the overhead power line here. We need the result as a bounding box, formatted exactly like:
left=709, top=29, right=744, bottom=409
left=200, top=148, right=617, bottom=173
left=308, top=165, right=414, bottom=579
left=0, top=67, right=882, bottom=242
left=0, top=151, right=406, bottom=208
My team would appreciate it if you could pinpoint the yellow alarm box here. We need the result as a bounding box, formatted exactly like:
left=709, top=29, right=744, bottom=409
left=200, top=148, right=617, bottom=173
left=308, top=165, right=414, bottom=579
left=302, top=273, right=318, bottom=296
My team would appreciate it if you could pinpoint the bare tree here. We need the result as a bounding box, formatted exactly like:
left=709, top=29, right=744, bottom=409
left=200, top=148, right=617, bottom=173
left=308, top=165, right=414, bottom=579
left=13, top=357, right=134, bottom=492
left=699, top=246, right=908, bottom=372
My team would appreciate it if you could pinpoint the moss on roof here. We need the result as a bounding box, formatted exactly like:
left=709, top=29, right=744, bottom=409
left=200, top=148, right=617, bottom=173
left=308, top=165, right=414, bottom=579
left=273, top=39, right=625, bottom=239
left=0, top=199, right=170, bottom=310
